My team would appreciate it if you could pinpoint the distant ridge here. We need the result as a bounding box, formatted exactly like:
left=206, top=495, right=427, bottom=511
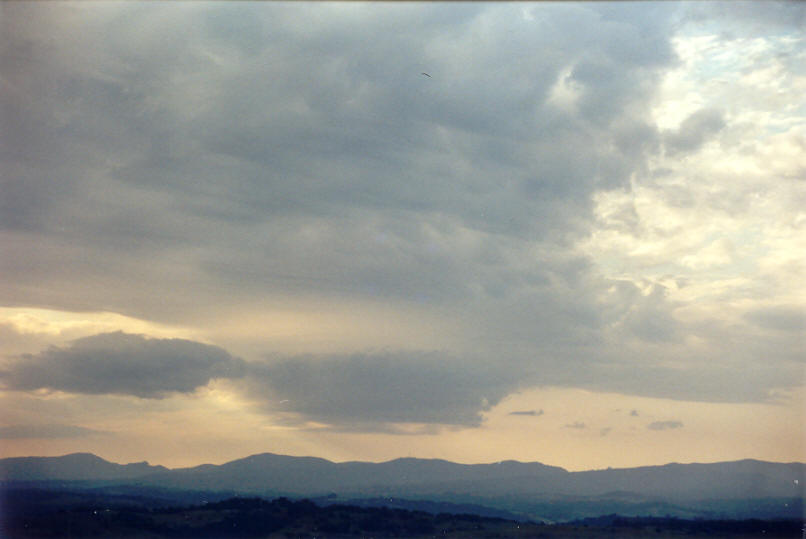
left=0, top=452, right=168, bottom=481
left=142, top=451, right=570, bottom=495
left=2, top=452, right=803, bottom=521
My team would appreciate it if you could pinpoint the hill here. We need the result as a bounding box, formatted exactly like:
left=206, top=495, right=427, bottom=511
left=2, top=452, right=803, bottom=522
left=0, top=453, right=167, bottom=481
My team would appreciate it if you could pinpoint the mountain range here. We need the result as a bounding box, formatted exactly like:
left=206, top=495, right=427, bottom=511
left=2, top=452, right=803, bottom=522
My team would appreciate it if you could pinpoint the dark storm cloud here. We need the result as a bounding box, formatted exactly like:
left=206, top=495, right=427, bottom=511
left=663, top=108, right=726, bottom=155
left=0, top=332, right=244, bottom=398
left=647, top=420, right=683, bottom=431
left=0, top=2, right=676, bottom=318
left=242, top=352, right=521, bottom=429
left=0, top=423, right=109, bottom=440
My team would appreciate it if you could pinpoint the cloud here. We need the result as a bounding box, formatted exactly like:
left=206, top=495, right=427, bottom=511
left=0, top=332, right=244, bottom=398
left=241, top=352, right=520, bottom=429
left=0, top=423, right=109, bottom=439
left=630, top=409, right=639, bottom=417
left=647, top=420, right=683, bottom=431
left=743, top=306, right=805, bottom=333
left=509, top=409, right=544, bottom=417
left=565, top=422, right=586, bottom=429
left=620, top=283, right=681, bottom=343
left=681, top=2, right=806, bottom=33
left=0, top=0, right=801, bottom=425
left=664, top=108, right=726, bottom=155
left=600, top=427, right=612, bottom=436
left=0, top=2, right=674, bottom=316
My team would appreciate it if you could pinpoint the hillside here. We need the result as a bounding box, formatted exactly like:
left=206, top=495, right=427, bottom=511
left=2, top=452, right=803, bottom=522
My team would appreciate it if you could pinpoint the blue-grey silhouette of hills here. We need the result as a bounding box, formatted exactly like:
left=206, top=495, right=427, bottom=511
left=0, top=452, right=167, bottom=481
left=2, top=453, right=802, bottom=521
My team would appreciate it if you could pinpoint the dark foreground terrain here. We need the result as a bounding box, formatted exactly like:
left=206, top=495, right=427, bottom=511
left=2, top=490, right=802, bottom=538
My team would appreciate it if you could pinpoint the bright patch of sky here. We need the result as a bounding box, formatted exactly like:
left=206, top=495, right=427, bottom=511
left=582, top=24, right=806, bottom=319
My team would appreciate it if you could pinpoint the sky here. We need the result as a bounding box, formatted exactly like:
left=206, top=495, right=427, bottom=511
left=0, top=1, right=804, bottom=471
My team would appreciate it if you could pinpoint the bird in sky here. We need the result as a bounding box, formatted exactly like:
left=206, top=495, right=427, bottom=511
left=421, top=72, right=431, bottom=78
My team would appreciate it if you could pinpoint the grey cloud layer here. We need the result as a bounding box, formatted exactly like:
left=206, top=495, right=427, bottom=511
left=0, top=332, right=244, bottom=398
left=1, top=330, right=516, bottom=429
left=663, top=108, right=726, bottom=155
left=0, top=424, right=109, bottom=440
left=243, top=352, right=521, bottom=429
left=0, top=2, right=674, bottom=316
left=0, top=326, right=800, bottom=431
left=1, top=2, right=802, bottom=425
left=743, top=306, right=805, bottom=333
